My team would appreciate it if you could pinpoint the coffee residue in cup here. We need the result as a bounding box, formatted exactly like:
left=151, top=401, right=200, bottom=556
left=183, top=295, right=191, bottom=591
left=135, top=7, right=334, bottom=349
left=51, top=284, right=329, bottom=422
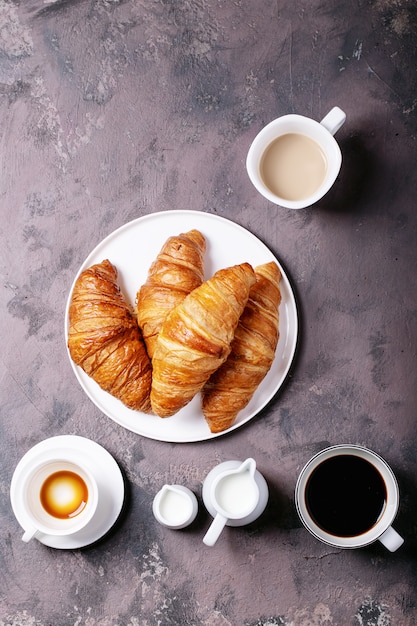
left=40, top=470, right=88, bottom=519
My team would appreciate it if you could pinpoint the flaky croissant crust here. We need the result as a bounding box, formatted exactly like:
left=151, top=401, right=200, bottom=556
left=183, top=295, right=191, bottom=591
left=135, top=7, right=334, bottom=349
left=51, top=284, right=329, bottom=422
left=136, top=229, right=206, bottom=359
left=202, top=261, right=281, bottom=433
left=67, top=252, right=282, bottom=433
left=150, top=262, right=256, bottom=418
left=68, top=259, right=152, bottom=412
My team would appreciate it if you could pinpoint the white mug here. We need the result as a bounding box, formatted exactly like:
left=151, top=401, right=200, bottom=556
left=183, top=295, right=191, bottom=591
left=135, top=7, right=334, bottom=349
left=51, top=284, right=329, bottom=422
left=295, top=445, right=404, bottom=551
left=18, top=459, right=99, bottom=542
left=202, top=458, right=269, bottom=547
left=246, top=106, right=346, bottom=209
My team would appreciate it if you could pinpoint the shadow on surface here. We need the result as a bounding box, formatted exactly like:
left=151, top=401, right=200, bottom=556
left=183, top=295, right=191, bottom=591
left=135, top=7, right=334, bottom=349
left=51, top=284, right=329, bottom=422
left=317, top=131, right=380, bottom=214
left=79, top=464, right=132, bottom=551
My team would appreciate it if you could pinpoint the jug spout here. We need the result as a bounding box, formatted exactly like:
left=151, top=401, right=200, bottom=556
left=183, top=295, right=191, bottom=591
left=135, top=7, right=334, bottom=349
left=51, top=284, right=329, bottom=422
left=238, top=457, right=257, bottom=477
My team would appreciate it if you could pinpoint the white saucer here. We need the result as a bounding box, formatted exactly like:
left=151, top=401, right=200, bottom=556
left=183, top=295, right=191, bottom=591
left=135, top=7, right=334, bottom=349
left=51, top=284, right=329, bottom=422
left=10, top=435, right=125, bottom=549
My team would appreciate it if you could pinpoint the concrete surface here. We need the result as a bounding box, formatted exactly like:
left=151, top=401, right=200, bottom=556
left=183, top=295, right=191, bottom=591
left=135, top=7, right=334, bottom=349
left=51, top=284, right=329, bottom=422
left=1, top=0, right=417, bottom=624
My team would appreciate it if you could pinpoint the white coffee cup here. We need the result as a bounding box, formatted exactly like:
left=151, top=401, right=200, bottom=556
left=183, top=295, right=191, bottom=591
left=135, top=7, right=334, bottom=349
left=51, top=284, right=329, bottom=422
left=295, top=445, right=404, bottom=551
left=246, top=106, right=346, bottom=209
left=18, top=459, right=99, bottom=542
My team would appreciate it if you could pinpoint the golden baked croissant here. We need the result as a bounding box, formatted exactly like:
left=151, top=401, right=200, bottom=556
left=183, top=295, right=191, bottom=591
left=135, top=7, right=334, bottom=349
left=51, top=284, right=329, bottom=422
left=150, top=263, right=256, bottom=417
left=202, top=261, right=281, bottom=433
left=68, top=259, right=152, bottom=412
left=136, top=230, right=206, bottom=359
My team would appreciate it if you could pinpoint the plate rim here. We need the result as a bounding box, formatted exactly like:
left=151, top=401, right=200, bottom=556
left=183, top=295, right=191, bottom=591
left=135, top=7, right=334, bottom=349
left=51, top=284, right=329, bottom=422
left=65, top=210, right=298, bottom=442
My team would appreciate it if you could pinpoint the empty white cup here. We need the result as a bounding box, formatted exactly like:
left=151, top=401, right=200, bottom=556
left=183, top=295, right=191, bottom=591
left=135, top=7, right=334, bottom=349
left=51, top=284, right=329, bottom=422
left=19, top=459, right=99, bottom=543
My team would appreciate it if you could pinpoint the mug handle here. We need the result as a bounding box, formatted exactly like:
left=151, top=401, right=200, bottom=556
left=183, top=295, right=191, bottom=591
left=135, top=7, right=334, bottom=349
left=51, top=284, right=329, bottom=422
left=320, top=107, right=346, bottom=136
left=203, top=513, right=228, bottom=547
left=378, top=526, right=404, bottom=552
left=22, top=526, right=41, bottom=543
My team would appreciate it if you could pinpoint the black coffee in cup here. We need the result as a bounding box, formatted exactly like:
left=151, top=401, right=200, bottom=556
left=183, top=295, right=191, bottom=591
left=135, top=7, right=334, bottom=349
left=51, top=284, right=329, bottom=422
left=305, top=454, right=387, bottom=537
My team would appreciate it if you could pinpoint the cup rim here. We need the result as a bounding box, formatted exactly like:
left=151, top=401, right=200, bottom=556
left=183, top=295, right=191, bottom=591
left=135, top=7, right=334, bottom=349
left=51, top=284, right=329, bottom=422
left=20, top=459, right=99, bottom=537
left=246, top=114, right=342, bottom=209
left=294, top=444, right=400, bottom=548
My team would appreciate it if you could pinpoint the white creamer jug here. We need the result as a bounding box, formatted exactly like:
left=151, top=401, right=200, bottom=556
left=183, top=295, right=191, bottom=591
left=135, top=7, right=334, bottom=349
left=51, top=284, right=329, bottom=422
left=202, top=458, right=268, bottom=546
left=152, top=484, right=198, bottom=530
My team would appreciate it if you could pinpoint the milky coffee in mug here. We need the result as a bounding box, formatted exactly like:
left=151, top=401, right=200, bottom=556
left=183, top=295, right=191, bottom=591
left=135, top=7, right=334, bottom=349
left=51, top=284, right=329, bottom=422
left=295, top=445, right=404, bottom=551
left=260, top=133, right=327, bottom=201
left=246, top=106, right=346, bottom=209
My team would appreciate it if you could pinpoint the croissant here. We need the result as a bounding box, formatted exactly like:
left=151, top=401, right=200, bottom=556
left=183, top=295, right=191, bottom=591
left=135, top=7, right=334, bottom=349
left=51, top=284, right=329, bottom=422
left=136, top=230, right=206, bottom=359
left=202, top=261, right=281, bottom=433
left=68, top=259, right=152, bottom=412
left=150, top=263, right=256, bottom=417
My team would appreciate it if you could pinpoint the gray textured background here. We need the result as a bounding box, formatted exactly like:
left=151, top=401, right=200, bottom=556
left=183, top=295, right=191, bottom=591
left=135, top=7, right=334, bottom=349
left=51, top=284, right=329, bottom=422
left=1, top=0, right=417, bottom=624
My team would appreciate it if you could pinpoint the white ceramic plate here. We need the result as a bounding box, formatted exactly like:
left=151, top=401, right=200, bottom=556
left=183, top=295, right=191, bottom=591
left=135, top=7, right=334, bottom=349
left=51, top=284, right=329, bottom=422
left=65, top=211, right=298, bottom=442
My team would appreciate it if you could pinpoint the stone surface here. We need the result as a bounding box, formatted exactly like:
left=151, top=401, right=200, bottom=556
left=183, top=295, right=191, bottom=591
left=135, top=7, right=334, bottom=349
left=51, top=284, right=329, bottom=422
left=1, top=0, right=417, bottom=624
